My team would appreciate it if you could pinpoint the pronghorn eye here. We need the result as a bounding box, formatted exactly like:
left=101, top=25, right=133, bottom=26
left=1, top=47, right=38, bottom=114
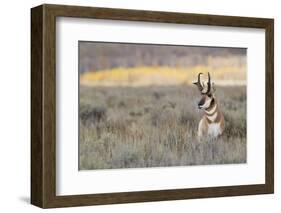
left=207, top=94, right=212, bottom=98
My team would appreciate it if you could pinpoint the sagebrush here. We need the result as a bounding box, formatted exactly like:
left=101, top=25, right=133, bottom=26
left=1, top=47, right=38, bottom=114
left=79, top=85, right=246, bottom=170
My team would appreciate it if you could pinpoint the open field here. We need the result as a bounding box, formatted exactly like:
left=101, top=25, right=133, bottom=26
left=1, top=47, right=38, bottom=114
left=79, top=85, right=246, bottom=170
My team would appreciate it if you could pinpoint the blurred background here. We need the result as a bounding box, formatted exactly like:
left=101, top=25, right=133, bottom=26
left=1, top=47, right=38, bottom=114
left=79, top=42, right=246, bottom=87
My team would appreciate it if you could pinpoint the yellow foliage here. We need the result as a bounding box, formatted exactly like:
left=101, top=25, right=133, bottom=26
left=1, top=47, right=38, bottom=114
left=81, top=65, right=246, bottom=87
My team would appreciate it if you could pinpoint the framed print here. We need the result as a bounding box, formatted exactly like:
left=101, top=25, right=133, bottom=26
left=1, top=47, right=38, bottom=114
left=31, top=4, right=274, bottom=208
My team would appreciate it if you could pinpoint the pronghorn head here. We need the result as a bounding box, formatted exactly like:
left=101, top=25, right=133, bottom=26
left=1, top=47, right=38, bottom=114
left=193, top=72, right=216, bottom=110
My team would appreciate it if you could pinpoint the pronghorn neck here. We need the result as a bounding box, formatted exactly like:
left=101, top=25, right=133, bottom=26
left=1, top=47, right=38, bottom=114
left=204, top=98, right=220, bottom=123
left=205, top=98, right=216, bottom=112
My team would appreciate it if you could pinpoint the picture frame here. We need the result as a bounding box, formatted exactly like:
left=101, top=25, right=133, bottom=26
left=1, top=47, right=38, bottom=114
left=31, top=4, right=274, bottom=208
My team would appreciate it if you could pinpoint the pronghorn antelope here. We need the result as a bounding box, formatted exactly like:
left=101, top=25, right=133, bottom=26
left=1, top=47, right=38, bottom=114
left=193, top=72, right=225, bottom=139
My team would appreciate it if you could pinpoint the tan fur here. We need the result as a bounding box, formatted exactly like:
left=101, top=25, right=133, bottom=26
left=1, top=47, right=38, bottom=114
left=198, top=98, right=225, bottom=139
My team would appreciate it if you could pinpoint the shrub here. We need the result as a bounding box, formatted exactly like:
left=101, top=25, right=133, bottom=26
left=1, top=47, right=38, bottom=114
left=80, top=105, right=107, bottom=125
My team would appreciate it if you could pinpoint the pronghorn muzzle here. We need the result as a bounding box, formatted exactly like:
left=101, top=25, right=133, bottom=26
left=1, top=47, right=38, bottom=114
left=198, top=97, right=206, bottom=109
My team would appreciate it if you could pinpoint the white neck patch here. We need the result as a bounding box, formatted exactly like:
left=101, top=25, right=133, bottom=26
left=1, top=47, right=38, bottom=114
left=205, top=103, right=217, bottom=115
left=207, top=112, right=217, bottom=122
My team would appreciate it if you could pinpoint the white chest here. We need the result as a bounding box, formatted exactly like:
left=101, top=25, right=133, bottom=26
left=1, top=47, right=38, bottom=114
left=208, top=123, right=221, bottom=137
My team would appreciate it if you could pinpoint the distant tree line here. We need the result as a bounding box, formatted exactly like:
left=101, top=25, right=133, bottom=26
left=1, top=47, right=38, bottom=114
left=79, top=41, right=246, bottom=73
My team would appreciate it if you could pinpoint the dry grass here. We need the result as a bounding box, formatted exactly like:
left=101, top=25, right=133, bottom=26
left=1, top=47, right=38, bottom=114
left=79, top=85, right=246, bottom=170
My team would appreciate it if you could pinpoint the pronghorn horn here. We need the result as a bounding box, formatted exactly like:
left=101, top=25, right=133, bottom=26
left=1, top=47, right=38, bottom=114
left=202, top=72, right=211, bottom=94
left=193, top=73, right=204, bottom=92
